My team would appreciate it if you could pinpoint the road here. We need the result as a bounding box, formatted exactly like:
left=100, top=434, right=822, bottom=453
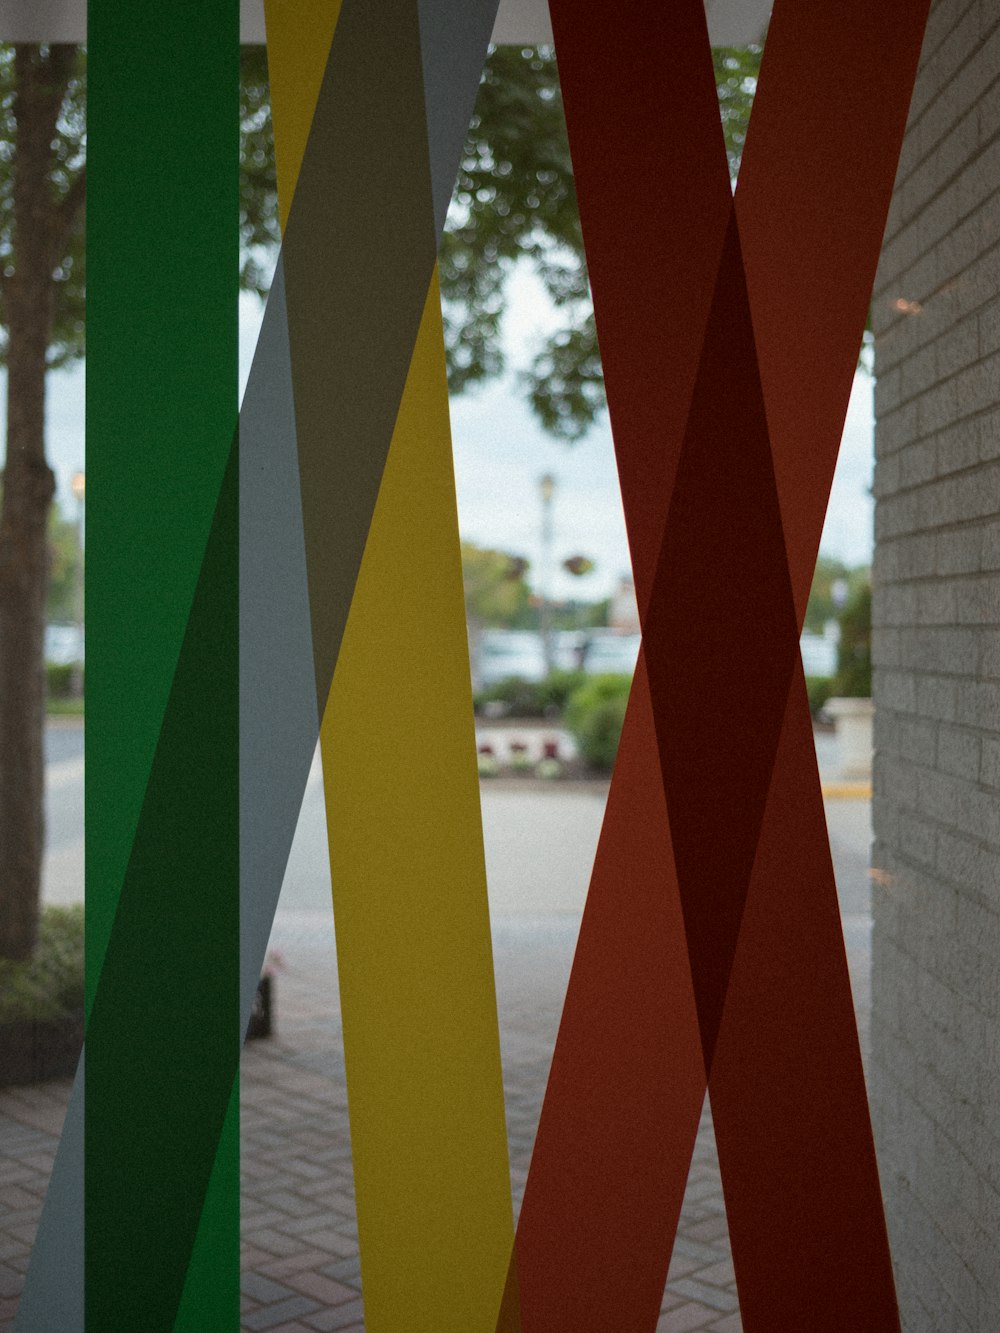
left=41, top=718, right=873, bottom=1046
left=41, top=718, right=871, bottom=914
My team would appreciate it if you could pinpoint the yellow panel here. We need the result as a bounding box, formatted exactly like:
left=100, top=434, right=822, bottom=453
left=263, top=0, right=344, bottom=227
left=319, top=273, right=514, bottom=1331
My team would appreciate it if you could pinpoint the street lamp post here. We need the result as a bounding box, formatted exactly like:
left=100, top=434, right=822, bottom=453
left=538, top=472, right=556, bottom=673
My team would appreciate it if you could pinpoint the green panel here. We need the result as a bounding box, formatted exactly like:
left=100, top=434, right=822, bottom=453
left=85, top=439, right=239, bottom=1328
left=86, top=2, right=238, bottom=1005
left=86, top=2, right=239, bottom=1328
left=175, top=1083, right=241, bottom=1332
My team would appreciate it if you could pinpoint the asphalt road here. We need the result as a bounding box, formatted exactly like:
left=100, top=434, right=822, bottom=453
left=41, top=717, right=875, bottom=1056
left=41, top=719, right=871, bottom=918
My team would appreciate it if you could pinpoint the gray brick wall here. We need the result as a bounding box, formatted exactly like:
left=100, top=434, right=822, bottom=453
left=871, top=0, right=1000, bottom=1327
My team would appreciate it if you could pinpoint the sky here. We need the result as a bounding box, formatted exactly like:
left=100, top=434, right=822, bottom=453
left=23, top=256, right=876, bottom=603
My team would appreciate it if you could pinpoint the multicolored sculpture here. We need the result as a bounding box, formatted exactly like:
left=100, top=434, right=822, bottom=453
left=17, top=1, right=930, bottom=1329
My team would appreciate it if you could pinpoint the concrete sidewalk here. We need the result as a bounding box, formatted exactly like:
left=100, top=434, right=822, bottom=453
left=6, top=741, right=873, bottom=1331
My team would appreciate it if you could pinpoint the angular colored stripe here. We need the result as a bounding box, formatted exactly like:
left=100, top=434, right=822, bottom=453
left=710, top=666, right=895, bottom=1329
left=27, top=3, right=501, bottom=1325
left=84, top=2, right=237, bottom=1019
left=263, top=0, right=344, bottom=229
left=505, top=3, right=727, bottom=1325
left=267, top=2, right=510, bottom=1327
left=82, top=3, right=239, bottom=1327
left=513, top=654, right=704, bottom=1330
left=704, top=2, right=931, bottom=1324
left=85, top=435, right=240, bottom=1331
left=646, top=210, right=800, bottom=1066
left=278, top=0, right=437, bottom=712
left=321, top=276, right=514, bottom=1331
left=552, top=0, right=733, bottom=612
left=415, top=0, right=504, bottom=237
left=242, top=0, right=499, bottom=1050
left=239, top=256, right=320, bottom=1033
left=511, top=0, right=932, bottom=1327
left=737, top=1, right=933, bottom=615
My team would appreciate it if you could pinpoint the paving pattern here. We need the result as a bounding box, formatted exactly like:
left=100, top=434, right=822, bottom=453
left=3, top=769, right=872, bottom=1331
left=0, top=913, right=741, bottom=1332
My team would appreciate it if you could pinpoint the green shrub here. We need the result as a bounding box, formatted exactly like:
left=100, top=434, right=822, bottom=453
left=538, top=669, right=586, bottom=713
left=565, top=673, right=631, bottom=771
left=0, top=905, right=85, bottom=1023
left=806, top=676, right=834, bottom=717
left=47, top=662, right=76, bottom=698
left=474, top=676, right=546, bottom=717
left=474, top=669, right=586, bottom=718
left=832, top=582, right=872, bottom=698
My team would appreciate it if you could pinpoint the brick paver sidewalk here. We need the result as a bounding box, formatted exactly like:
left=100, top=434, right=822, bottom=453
left=0, top=911, right=741, bottom=1331
left=2, top=821, right=872, bottom=1332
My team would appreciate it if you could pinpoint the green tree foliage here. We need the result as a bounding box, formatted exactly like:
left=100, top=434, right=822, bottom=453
left=233, top=43, right=764, bottom=440
left=46, top=499, right=81, bottom=622
left=461, top=540, right=532, bottom=627
left=713, top=45, right=761, bottom=180
left=833, top=579, right=872, bottom=698
left=237, top=47, right=280, bottom=294
left=0, top=46, right=86, bottom=369
left=805, top=555, right=871, bottom=633
left=565, top=673, right=631, bottom=770
left=445, top=44, right=763, bottom=440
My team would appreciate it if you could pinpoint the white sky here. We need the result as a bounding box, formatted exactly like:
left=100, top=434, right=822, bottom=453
left=29, top=257, right=875, bottom=601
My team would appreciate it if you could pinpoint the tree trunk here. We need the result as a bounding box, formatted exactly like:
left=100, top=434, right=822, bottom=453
left=0, top=50, right=71, bottom=960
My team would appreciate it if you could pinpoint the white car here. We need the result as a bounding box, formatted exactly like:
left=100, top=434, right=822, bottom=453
left=476, top=630, right=547, bottom=687
left=45, top=624, right=84, bottom=666
left=579, top=631, right=641, bottom=676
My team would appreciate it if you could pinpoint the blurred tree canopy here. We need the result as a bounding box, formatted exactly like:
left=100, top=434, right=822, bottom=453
left=0, top=39, right=762, bottom=958
left=0, top=42, right=765, bottom=395
left=46, top=499, right=80, bottom=622
left=461, top=541, right=532, bottom=628
left=805, top=555, right=871, bottom=634
left=0, top=46, right=86, bottom=368
left=237, top=43, right=763, bottom=439
left=833, top=579, right=872, bottom=699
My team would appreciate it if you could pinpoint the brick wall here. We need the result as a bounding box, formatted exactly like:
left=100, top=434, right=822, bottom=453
left=871, top=0, right=1000, bottom=1326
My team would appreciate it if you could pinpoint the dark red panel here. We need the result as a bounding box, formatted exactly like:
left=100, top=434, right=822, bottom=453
left=711, top=664, right=899, bottom=1330
left=513, top=659, right=704, bottom=1332
left=505, top=0, right=932, bottom=1328
left=643, top=211, right=800, bottom=1066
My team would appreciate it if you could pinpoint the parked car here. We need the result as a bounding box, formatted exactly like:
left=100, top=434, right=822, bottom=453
left=578, top=630, right=641, bottom=676
left=45, top=623, right=84, bottom=666
left=800, top=628, right=838, bottom=678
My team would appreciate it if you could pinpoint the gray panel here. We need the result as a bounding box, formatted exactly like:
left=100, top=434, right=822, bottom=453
left=417, top=0, right=502, bottom=237
left=239, top=257, right=320, bottom=1029
left=13, top=1053, right=84, bottom=1331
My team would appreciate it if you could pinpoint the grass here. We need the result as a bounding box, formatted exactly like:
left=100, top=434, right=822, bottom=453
left=0, top=905, right=84, bottom=1023
left=46, top=697, right=84, bottom=717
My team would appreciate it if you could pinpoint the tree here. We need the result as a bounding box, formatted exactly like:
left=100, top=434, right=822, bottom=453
left=237, top=44, right=764, bottom=438
left=46, top=498, right=81, bottom=624
left=0, top=45, right=279, bottom=960
left=833, top=579, right=872, bottom=699
left=0, top=40, right=762, bottom=962
left=805, top=555, right=870, bottom=634
left=443, top=44, right=762, bottom=439
left=0, top=46, right=86, bottom=960
left=462, top=541, right=532, bottom=628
